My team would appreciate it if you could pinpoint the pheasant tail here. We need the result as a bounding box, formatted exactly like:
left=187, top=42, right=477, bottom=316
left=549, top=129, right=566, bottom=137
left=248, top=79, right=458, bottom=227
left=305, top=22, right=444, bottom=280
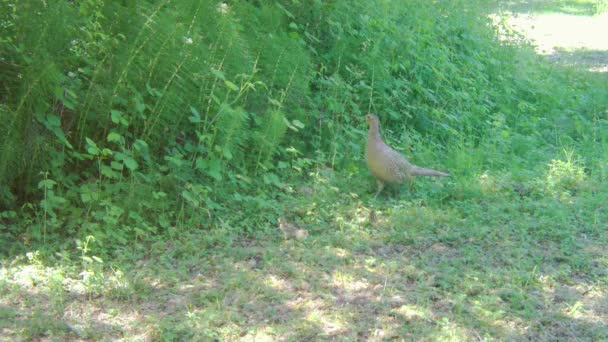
left=411, top=166, right=450, bottom=177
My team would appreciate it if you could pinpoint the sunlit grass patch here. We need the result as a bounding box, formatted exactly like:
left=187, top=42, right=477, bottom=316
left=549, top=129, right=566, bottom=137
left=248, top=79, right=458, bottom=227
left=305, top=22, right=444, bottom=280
left=544, top=150, right=588, bottom=200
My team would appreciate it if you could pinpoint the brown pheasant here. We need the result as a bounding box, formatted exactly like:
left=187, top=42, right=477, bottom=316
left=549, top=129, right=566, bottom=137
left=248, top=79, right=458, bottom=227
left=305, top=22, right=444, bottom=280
left=365, top=113, right=449, bottom=198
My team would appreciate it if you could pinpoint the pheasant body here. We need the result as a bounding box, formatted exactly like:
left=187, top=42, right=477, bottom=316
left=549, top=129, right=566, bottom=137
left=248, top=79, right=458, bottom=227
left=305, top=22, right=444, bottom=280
left=365, top=114, right=449, bottom=198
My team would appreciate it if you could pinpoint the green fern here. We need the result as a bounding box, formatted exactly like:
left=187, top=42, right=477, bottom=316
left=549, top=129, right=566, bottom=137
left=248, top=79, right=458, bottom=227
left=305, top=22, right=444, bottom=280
left=253, top=110, right=288, bottom=170
left=214, top=104, right=249, bottom=162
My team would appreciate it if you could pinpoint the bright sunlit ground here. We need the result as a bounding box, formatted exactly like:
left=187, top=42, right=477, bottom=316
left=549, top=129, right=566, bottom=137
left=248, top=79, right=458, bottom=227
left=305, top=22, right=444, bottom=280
left=494, top=8, right=608, bottom=72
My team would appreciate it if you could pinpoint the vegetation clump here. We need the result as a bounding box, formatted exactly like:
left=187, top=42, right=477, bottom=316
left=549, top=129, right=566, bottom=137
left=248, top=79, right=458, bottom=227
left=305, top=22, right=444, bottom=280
left=0, top=0, right=607, bottom=339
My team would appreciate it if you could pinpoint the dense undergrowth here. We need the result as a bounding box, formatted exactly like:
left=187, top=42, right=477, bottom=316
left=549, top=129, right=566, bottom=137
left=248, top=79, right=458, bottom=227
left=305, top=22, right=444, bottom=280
left=1, top=0, right=607, bottom=257
left=2, top=0, right=608, bottom=339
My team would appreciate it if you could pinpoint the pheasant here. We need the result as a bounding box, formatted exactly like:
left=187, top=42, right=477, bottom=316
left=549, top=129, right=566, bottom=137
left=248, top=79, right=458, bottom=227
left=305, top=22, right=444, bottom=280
left=365, top=113, right=449, bottom=198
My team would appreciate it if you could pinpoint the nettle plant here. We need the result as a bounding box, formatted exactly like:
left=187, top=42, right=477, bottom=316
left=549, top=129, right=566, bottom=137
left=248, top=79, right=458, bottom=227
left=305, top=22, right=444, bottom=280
left=0, top=0, right=319, bottom=247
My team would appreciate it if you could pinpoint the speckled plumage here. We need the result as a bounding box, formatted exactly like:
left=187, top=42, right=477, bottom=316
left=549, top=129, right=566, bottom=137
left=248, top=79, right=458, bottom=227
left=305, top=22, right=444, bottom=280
left=365, top=114, right=449, bottom=198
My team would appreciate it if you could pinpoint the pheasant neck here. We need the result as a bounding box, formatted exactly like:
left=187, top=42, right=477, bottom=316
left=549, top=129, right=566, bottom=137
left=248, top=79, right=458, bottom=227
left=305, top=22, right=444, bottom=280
left=368, top=122, right=381, bottom=142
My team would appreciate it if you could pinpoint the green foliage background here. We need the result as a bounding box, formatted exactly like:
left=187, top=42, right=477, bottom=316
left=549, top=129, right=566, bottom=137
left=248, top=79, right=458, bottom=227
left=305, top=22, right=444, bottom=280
left=1, top=0, right=607, bottom=254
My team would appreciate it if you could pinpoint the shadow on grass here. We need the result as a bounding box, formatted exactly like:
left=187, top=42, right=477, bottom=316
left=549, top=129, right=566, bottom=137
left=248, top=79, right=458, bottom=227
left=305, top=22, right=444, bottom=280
left=0, top=274, right=131, bottom=340
left=498, top=0, right=606, bottom=15
left=547, top=47, right=608, bottom=72
left=0, top=244, right=328, bottom=340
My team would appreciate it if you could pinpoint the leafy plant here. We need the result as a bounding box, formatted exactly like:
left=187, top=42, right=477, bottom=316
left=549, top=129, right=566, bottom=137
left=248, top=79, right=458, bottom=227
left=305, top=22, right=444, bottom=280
left=0, top=0, right=606, bottom=260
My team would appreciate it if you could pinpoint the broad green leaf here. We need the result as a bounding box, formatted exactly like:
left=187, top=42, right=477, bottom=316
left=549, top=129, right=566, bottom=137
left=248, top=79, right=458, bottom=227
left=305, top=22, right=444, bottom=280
left=81, top=256, right=93, bottom=263
left=100, top=165, right=120, bottom=179
left=111, top=161, right=124, bottom=170
left=165, top=154, right=184, bottom=167
left=47, top=114, right=61, bottom=127
left=182, top=190, right=198, bottom=205
left=195, top=156, right=206, bottom=170
left=158, top=216, right=170, bottom=228
left=85, top=137, right=98, bottom=148
left=107, top=132, right=122, bottom=143
left=223, top=147, right=233, bottom=160
left=133, top=139, right=149, bottom=151
left=110, top=110, right=122, bottom=124
left=81, top=191, right=92, bottom=203
left=268, top=98, right=282, bottom=107
left=190, top=106, right=200, bottom=116
left=210, top=68, right=225, bottom=80
left=87, top=146, right=100, bottom=156
left=224, top=80, right=239, bottom=91
left=292, top=119, right=305, bottom=128
left=284, top=117, right=299, bottom=131
left=205, top=196, right=223, bottom=210
left=38, top=114, right=73, bottom=149
left=53, top=128, right=73, bottom=149
left=92, top=256, right=103, bottom=263
left=152, top=191, right=167, bottom=199
left=38, top=179, right=57, bottom=189
left=210, top=94, right=221, bottom=105
left=189, top=116, right=202, bottom=123
left=263, top=172, right=282, bottom=188
left=123, top=156, right=138, bottom=171
left=207, top=158, right=222, bottom=181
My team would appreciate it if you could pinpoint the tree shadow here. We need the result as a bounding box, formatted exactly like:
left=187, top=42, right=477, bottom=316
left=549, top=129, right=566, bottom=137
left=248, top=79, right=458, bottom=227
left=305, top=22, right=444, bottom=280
left=0, top=275, right=129, bottom=340
left=2, top=174, right=607, bottom=340
left=547, top=47, right=608, bottom=72
left=0, top=245, right=329, bottom=340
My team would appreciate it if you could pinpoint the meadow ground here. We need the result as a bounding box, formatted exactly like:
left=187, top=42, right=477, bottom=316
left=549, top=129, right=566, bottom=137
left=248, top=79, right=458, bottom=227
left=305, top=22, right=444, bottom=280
left=1, top=167, right=607, bottom=340
left=1, top=2, right=608, bottom=341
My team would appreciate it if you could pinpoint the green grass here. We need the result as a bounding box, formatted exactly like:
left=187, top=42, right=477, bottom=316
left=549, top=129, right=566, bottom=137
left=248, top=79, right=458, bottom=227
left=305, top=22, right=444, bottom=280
left=2, top=162, right=607, bottom=340
left=1, top=0, right=608, bottom=340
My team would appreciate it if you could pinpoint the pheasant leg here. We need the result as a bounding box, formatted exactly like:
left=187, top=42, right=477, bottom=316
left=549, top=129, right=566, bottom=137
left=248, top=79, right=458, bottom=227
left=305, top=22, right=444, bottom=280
left=374, top=179, right=385, bottom=199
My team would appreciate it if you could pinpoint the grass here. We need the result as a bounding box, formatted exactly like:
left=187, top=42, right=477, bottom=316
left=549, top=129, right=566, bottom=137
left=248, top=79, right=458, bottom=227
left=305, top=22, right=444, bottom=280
left=1, top=160, right=607, bottom=340
left=2, top=0, right=608, bottom=340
